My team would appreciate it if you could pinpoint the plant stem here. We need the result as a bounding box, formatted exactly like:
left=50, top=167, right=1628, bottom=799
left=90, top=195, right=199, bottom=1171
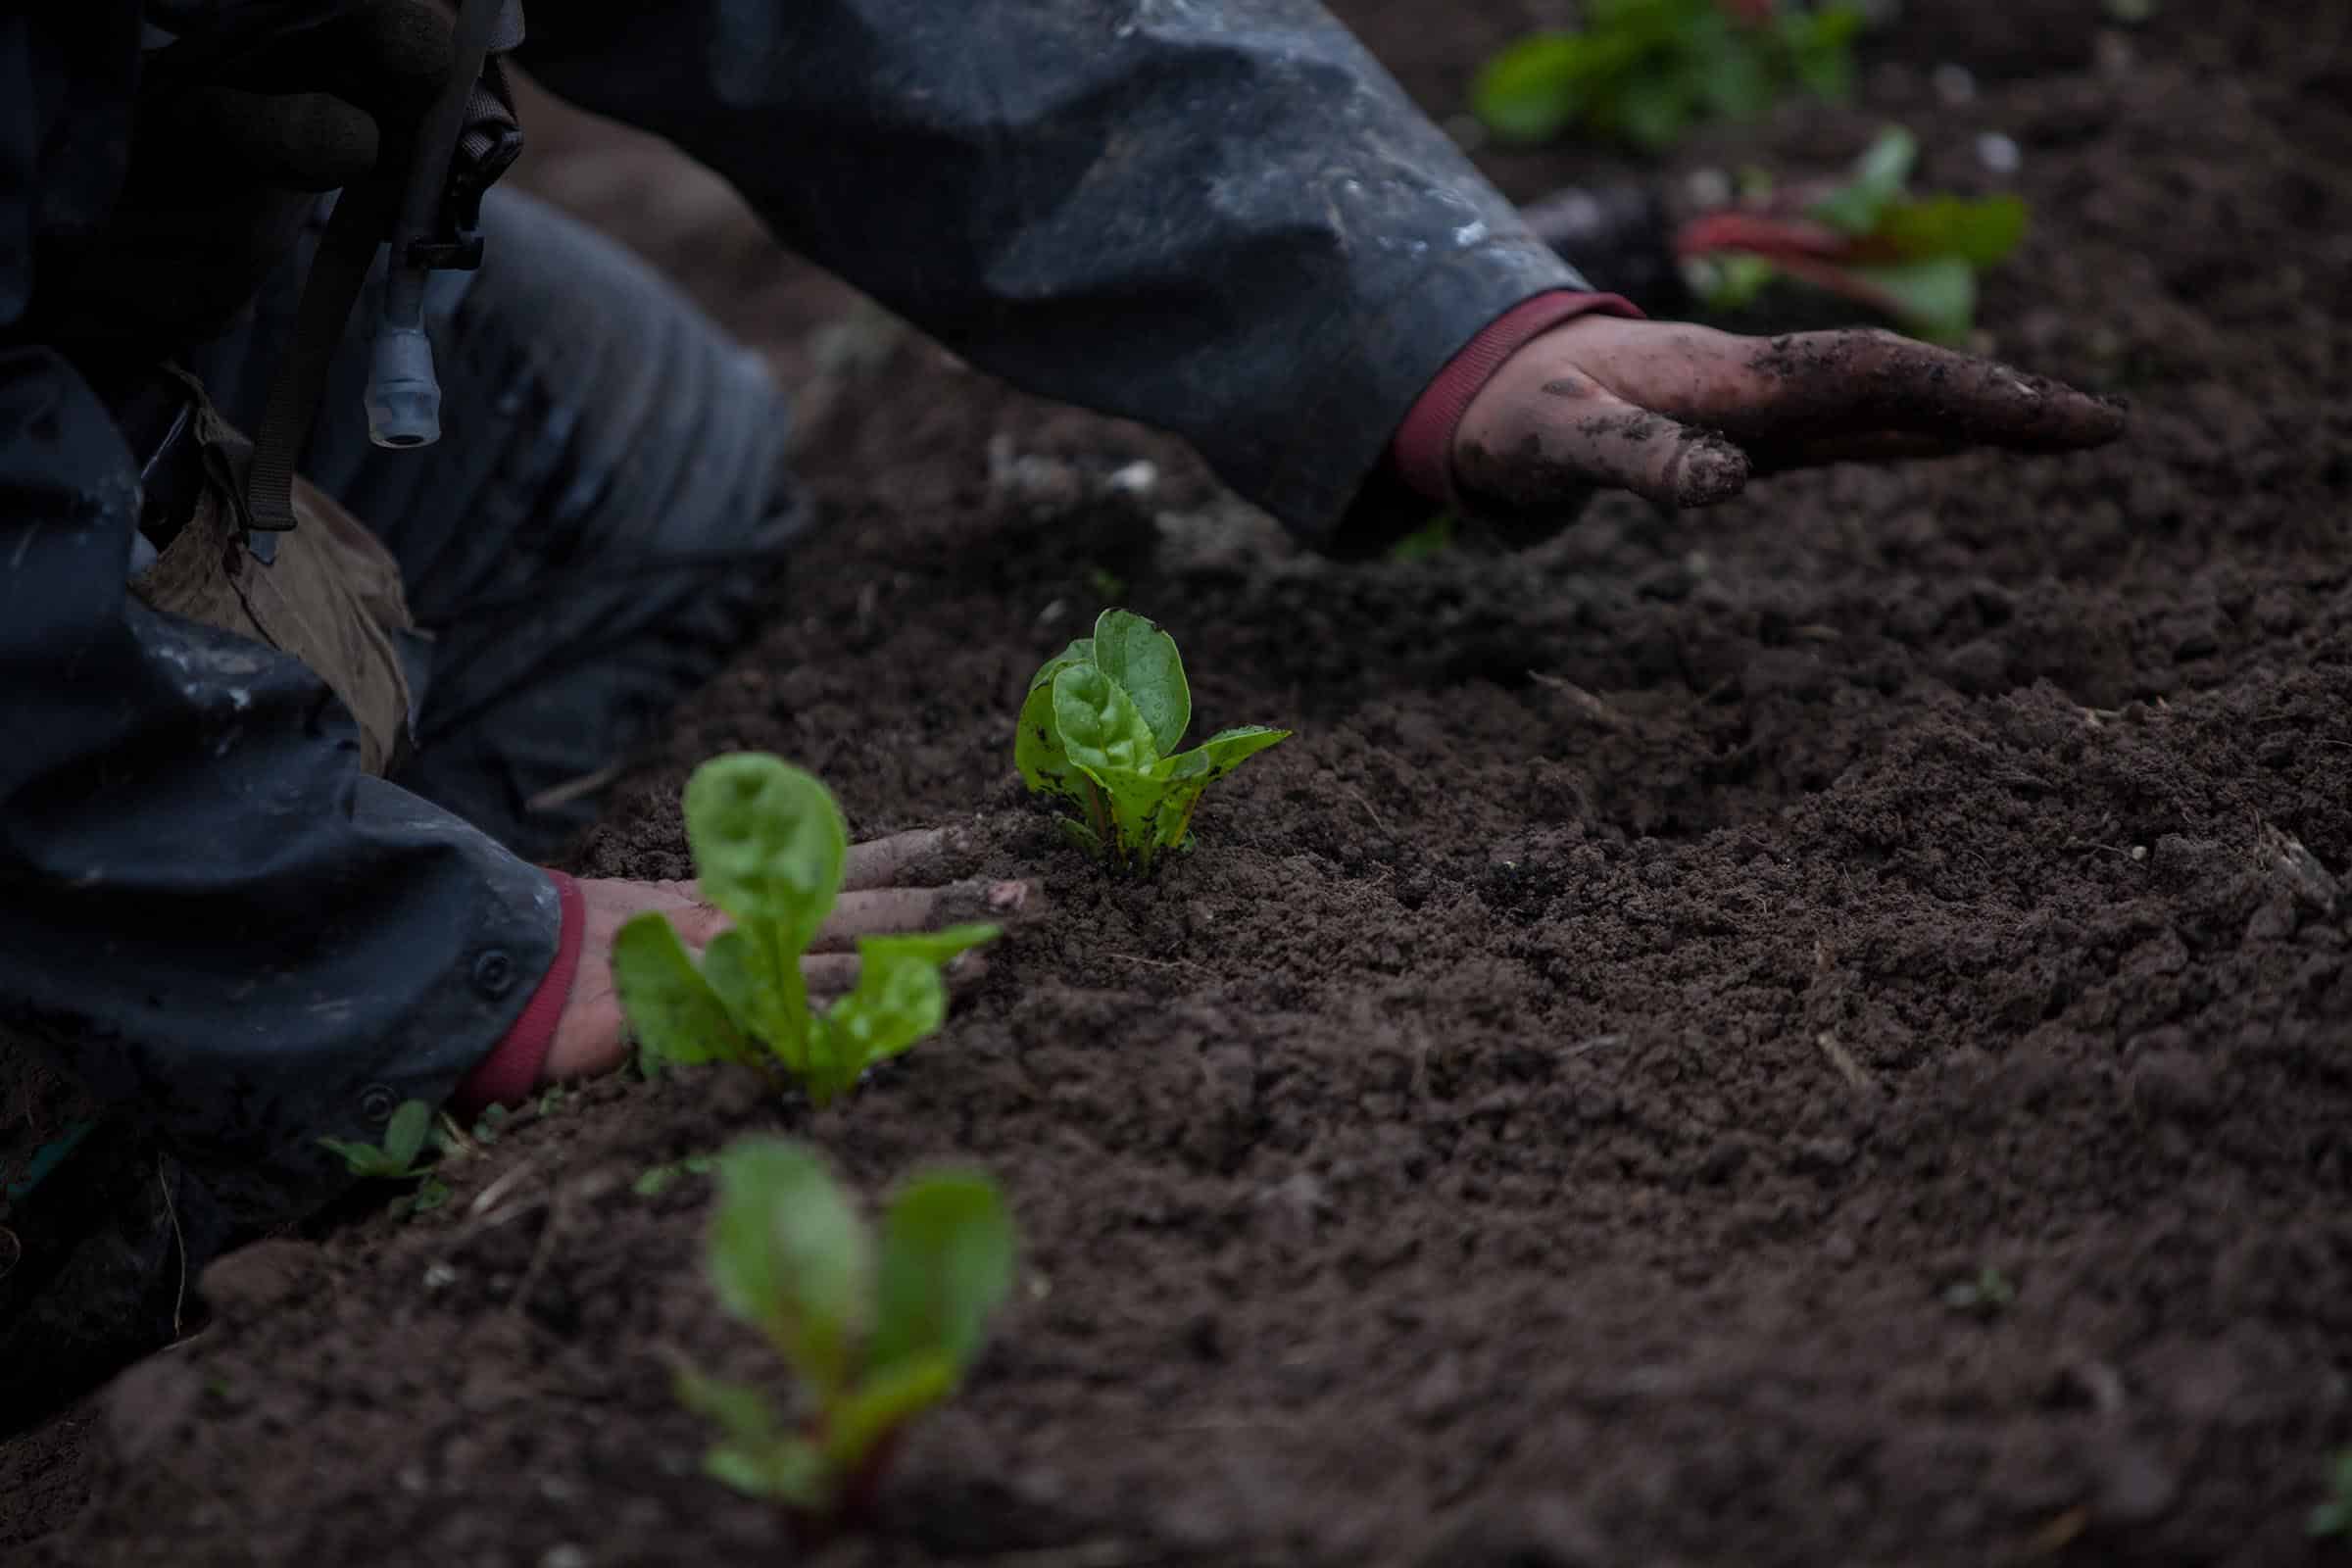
left=1081, top=778, right=1113, bottom=862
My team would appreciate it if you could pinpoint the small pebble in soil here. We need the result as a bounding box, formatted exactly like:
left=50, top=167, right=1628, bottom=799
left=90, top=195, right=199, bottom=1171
left=1933, top=63, right=1977, bottom=104
left=1103, top=459, right=1157, bottom=497
left=1978, top=132, right=2023, bottom=174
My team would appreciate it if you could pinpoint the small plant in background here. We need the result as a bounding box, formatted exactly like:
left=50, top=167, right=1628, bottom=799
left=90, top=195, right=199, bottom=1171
left=672, top=1138, right=1017, bottom=1522
left=1678, top=126, right=2028, bottom=341
left=1473, top=0, right=1865, bottom=151
left=2311, top=1449, right=2352, bottom=1539
left=612, top=754, right=997, bottom=1106
left=1017, top=609, right=1290, bottom=875
left=318, top=1098, right=452, bottom=1214
left=1387, top=513, right=1458, bottom=564
left=1941, top=1264, right=2018, bottom=1317
left=635, top=1152, right=716, bottom=1199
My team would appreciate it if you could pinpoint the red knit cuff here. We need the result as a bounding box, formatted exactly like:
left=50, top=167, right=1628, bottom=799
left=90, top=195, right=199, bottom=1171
left=451, top=869, right=584, bottom=1117
left=1389, top=290, right=1645, bottom=504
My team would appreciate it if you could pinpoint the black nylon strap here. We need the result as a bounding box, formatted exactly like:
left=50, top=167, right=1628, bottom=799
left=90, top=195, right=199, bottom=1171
left=240, top=180, right=395, bottom=534
left=236, top=0, right=527, bottom=535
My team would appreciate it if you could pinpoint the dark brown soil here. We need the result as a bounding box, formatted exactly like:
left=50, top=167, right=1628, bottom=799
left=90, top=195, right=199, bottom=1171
left=13, top=3, right=2352, bottom=1564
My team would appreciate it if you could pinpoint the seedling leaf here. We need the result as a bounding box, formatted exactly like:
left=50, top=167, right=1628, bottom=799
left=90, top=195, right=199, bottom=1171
left=1171, top=725, right=1292, bottom=776
left=680, top=1139, right=1017, bottom=1522
left=380, top=1099, right=430, bottom=1170
left=684, top=754, right=846, bottom=952
left=1030, top=638, right=1095, bottom=692
left=1090, top=611, right=1191, bottom=756
left=1808, top=125, right=1916, bottom=233
left=1052, top=664, right=1159, bottom=774
left=703, top=926, right=806, bottom=1068
left=1017, top=612, right=1289, bottom=874
left=613, top=912, right=750, bottom=1068
left=1847, top=258, right=1977, bottom=344
left=1016, top=637, right=1097, bottom=802
left=675, top=1365, right=829, bottom=1508
left=1016, top=691, right=1075, bottom=804
left=710, top=1140, right=870, bottom=1398
left=868, top=1170, right=1018, bottom=1374
left=1471, top=32, right=1593, bottom=145
left=2313, top=1448, right=2352, bottom=1537
left=618, top=755, right=991, bottom=1102
left=1878, top=193, right=2028, bottom=268
left=822, top=1352, right=957, bottom=1474
left=1474, top=1, right=1865, bottom=150
left=1691, top=125, right=2027, bottom=341
left=317, top=1136, right=397, bottom=1178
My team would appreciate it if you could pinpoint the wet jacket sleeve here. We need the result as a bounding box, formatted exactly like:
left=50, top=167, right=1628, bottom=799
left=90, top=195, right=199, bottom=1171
left=514, top=0, right=1594, bottom=550
left=0, top=346, right=560, bottom=1227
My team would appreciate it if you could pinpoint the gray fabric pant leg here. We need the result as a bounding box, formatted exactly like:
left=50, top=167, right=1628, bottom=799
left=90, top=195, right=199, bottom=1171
left=191, top=185, right=807, bottom=857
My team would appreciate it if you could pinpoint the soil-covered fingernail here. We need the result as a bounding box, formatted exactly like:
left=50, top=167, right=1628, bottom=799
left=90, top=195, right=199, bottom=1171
left=942, top=878, right=1039, bottom=922
left=1667, top=435, right=1751, bottom=507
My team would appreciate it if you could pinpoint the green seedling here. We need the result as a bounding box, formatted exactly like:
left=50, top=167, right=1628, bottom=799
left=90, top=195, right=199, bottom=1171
left=2312, top=1449, right=2352, bottom=1539
left=1085, top=564, right=1127, bottom=603
left=1016, top=609, right=1289, bottom=875
left=1679, top=125, right=2029, bottom=341
left=673, top=1138, right=1017, bottom=1521
left=1473, top=0, right=1864, bottom=151
left=612, top=754, right=997, bottom=1106
left=1941, top=1264, right=2018, bottom=1317
left=635, top=1152, right=716, bottom=1199
left=318, top=1098, right=452, bottom=1215
left=1388, top=513, right=1458, bottom=564
left=318, top=1099, right=435, bottom=1180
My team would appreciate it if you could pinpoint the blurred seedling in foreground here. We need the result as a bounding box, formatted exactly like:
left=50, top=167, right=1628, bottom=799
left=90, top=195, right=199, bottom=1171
left=672, top=1138, right=1016, bottom=1524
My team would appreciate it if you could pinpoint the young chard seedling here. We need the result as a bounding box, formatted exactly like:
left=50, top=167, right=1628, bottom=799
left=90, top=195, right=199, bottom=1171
left=318, top=1098, right=451, bottom=1214
left=673, top=1137, right=1016, bottom=1523
left=1016, top=609, right=1289, bottom=874
left=2311, top=1448, right=2352, bottom=1539
left=1474, top=0, right=1864, bottom=151
left=612, top=755, right=997, bottom=1104
left=1679, top=126, right=2028, bottom=341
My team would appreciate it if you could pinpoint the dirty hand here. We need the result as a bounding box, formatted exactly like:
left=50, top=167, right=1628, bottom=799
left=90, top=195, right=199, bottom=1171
left=1449, top=315, right=2127, bottom=516
left=542, top=829, right=1034, bottom=1083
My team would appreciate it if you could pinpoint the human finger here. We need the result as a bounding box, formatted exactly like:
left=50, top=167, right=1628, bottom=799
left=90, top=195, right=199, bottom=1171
left=801, top=950, right=992, bottom=1001
left=1732, top=328, right=2129, bottom=449
left=1743, top=431, right=1967, bottom=475
left=1453, top=368, right=1751, bottom=513
left=842, top=828, right=961, bottom=891
left=1564, top=318, right=2125, bottom=451
left=809, top=880, right=1039, bottom=952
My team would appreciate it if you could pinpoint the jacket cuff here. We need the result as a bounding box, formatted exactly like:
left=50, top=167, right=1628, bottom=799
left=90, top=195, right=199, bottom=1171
left=451, top=869, right=583, bottom=1115
left=1388, top=290, right=1644, bottom=504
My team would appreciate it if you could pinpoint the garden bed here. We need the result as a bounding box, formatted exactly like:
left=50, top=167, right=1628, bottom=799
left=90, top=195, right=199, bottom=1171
left=11, top=1, right=2351, bottom=1563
